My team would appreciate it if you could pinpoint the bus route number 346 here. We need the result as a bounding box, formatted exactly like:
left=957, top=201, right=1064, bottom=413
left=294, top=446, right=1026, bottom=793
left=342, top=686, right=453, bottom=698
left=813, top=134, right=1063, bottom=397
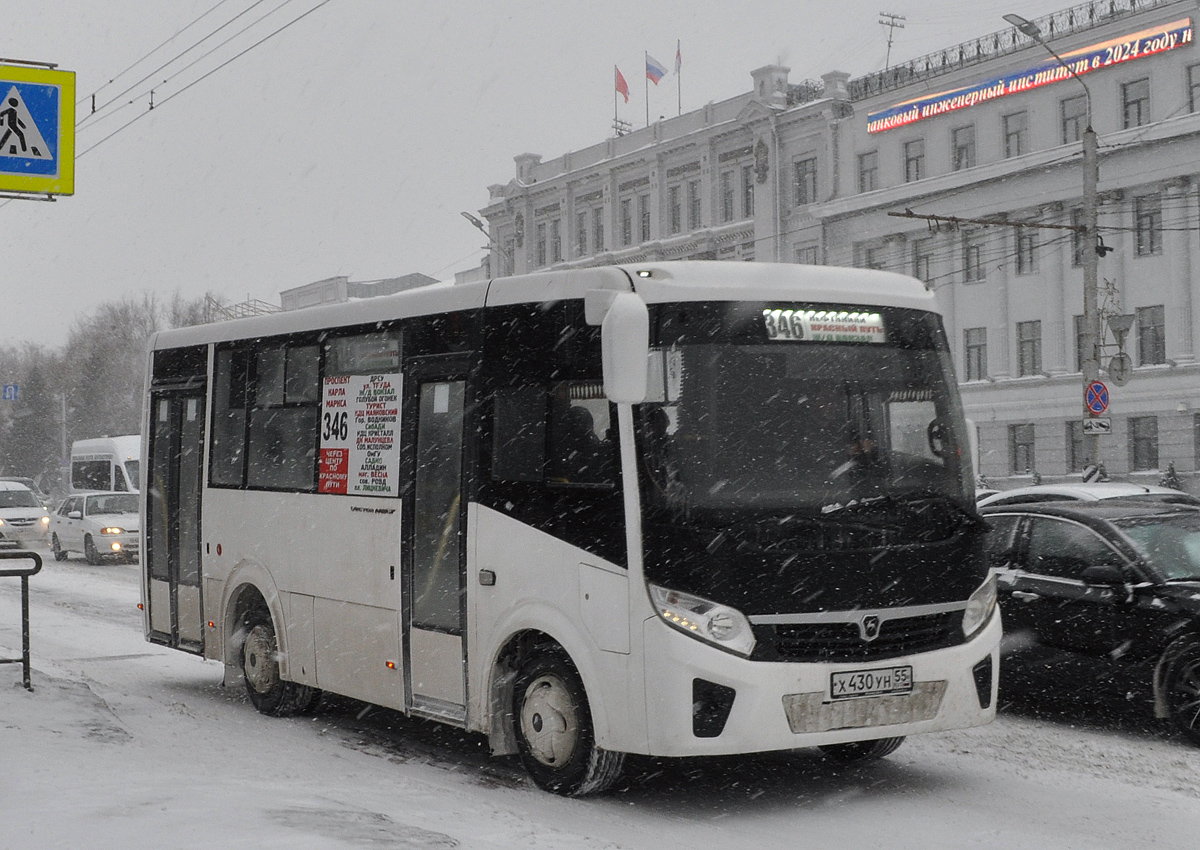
left=322, top=410, right=349, bottom=442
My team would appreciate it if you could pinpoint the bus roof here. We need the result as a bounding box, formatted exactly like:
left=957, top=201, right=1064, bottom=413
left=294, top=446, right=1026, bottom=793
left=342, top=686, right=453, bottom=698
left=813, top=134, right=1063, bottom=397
left=151, top=262, right=936, bottom=350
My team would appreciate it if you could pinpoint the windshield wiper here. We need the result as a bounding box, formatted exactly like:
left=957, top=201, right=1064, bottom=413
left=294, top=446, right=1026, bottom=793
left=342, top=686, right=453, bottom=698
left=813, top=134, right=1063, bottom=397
left=822, top=489, right=987, bottom=534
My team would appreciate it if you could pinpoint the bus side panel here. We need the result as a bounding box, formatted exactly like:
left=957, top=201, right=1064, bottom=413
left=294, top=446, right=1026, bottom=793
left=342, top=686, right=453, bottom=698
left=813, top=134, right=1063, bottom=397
left=468, top=503, right=647, bottom=753
left=203, top=487, right=404, bottom=710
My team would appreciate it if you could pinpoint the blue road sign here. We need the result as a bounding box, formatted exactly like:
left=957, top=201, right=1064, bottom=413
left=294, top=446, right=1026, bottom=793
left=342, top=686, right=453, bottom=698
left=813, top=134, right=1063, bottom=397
left=2, top=383, right=18, bottom=401
left=0, top=64, right=75, bottom=195
left=1086, top=380, right=1109, bottom=415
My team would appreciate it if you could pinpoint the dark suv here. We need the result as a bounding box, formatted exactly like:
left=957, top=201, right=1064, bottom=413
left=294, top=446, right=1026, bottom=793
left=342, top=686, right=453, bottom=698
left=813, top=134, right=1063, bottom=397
left=980, top=500, right=1200, bottom=744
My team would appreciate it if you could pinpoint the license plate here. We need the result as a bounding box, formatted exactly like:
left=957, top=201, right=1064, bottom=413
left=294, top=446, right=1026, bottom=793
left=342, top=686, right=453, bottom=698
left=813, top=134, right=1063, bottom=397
left=830, top=665, right=913, bottom=700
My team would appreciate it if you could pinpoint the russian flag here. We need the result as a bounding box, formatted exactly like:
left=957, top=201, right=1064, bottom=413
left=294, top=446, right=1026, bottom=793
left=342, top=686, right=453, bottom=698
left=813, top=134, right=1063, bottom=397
left=646, top=53, right=667, bottom=85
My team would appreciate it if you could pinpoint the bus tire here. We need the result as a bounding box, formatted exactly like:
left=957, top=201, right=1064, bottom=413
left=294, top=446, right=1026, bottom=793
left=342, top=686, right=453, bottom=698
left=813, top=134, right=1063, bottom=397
left=241, top=608, right=318, bottom=717
left=51, top=534, right=68, bottom=561
left=512, top=647, right=624, bottom=796
left=84, top=535, right=101, bottom=565
left=819, top=736, right=905, bottom=762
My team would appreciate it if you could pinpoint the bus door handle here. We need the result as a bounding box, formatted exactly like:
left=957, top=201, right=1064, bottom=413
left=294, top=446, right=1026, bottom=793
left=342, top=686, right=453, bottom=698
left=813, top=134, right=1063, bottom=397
left=478, top=569, right=496, bottom=586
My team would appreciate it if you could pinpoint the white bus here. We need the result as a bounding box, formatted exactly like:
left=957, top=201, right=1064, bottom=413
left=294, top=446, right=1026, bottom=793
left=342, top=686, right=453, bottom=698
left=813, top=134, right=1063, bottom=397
left=141, top=262, right=1000, bottom=795
left=70, top=435, right=141, bottom=493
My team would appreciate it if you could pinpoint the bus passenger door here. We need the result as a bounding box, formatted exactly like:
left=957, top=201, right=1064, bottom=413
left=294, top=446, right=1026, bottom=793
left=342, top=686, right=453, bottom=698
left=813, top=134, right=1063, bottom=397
left=146, top=390, right=206, bottom=653
left=404, top=358, right=470, bottom=723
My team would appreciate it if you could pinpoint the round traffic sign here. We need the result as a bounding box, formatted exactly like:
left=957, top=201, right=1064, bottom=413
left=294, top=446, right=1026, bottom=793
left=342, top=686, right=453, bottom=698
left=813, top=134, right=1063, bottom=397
left=1086, top=380, right=1109, bottom=415
left=1108, top=353, right=1132, bottom=387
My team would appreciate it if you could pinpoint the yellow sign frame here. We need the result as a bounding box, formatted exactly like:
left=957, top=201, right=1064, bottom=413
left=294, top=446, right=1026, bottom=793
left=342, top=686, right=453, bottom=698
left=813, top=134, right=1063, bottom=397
left=0, top=64, right=75, bottom=196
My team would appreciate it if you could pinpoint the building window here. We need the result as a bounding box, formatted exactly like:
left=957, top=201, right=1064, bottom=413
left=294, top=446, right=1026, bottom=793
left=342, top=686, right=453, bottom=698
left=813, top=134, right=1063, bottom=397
left=1066, top=420, right=1085, bottom=473
left=1074, top=314, right=1087, bottom=372
left=1071, top=207, right=1085, bottom=267
left=904, top=139, right=925, bottom=182
left=1135, top=194, right=1163, bottom=256
left=1010, top=423, right=1035, bottom=474
left=1015, top=229, right=1036, bottom=275
left=1137, top=305, right=1166, bottom=365
left=502, top=238, right=515, bottom=276
left=1003, top=111, right=1028, bottom=158
left=575, top=211, right=587, bottom=257
left=793, top=157, right=817, bottom=205
left=742, top=165, right=755, bottom=218
left=952, top=125, right=975, bottom=171
left=860, top=245, right=883, bottom=270
left=964, top=327, right=987, bottom=381
left=963, top=232, right=984, bottom=282
left=550, top=219, right=562, bottom=263
left=638, top=194, right=650, bottom=242
left=1017, top=320, right=1042, bottom=377
left=1130, top=416, right=1159, bottom=471
left=620, top=198, right=632, bottom=246
left=687, top=180, right=701, bottom=229
left=1123, top=78, right=1150, bottom=128
left=668, top=185, right=682, bottom=234
left=858, top=151, right=879, bottom=193
left=912, top=238, right=933, bottom=282
left=1190, top=65, right=1200, bottom=113
left=720, top=170, right=735, bottom=223
left=1193, top=414, right=1200, bottom=467
left=795, top=245, right=818, bottom=264
left=1061, top=94, right=1087, bottom=144
left=536, top=222, right=547, bottom=267
left=592, top=207, right=604, bottom=253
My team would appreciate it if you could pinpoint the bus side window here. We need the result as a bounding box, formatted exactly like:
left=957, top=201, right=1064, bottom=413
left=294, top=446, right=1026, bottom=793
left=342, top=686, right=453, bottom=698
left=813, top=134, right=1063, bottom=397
left=492, top=386, right=546, bottom=482
left=548, top=382, right=616, bottom=487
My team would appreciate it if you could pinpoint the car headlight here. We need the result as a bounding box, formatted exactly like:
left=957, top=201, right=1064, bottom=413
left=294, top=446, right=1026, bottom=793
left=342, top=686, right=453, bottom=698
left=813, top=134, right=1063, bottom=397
left=649, top=583, right=756, bottom=657
left=40, top=516, right=49, bottom=526
left=962, top=574, right=997, bottom=638
left=101, top=527, right=127, bottom=535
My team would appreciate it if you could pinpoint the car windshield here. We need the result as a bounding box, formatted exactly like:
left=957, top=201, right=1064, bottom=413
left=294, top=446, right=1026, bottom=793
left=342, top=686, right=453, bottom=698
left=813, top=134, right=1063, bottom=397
left=0, top=489, right=40, bottom=509
left=86, top=494, right=138, bottom=515
left=1113, top=512, right=1200, bottom=580
left=636, top=304, right=970, bottom=517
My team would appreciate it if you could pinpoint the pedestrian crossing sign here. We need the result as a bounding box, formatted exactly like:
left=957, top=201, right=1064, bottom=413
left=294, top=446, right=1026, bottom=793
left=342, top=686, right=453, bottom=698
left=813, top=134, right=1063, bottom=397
left=0, top=64, right=75, bottom=196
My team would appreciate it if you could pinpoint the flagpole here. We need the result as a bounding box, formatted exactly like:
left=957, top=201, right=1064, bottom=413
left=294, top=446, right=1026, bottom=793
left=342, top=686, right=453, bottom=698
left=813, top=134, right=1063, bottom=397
left=614, top=65, right=618, bottom=130
left=644, top=51, right=650, bottom=127
left=676, top=40, right=681, bottom=116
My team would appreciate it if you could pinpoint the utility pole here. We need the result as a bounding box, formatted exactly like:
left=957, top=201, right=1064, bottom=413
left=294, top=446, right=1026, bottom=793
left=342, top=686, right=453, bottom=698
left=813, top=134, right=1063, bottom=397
left=879, top=12, right=906, bottom=69
left=1005, top=13, right=1102, bottom=474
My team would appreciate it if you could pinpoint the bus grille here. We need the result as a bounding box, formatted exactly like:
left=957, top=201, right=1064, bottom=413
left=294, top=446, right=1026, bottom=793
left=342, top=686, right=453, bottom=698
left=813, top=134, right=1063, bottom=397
left=752, top=611, right=963, bottom=662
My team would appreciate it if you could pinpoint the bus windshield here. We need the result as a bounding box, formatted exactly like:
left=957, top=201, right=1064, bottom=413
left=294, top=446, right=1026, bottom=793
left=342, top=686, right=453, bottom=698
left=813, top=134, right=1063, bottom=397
left=637, top=309, right=969, bottom=519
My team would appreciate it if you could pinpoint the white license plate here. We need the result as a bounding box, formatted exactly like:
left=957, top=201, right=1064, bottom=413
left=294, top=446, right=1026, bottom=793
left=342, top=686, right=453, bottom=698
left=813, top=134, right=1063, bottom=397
left=830, top=665, right=913, bottom=700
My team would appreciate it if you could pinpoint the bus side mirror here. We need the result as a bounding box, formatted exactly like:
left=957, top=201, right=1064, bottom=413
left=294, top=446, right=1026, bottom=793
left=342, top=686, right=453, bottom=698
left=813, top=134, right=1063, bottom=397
left=595, top=292, right=649, bottom=404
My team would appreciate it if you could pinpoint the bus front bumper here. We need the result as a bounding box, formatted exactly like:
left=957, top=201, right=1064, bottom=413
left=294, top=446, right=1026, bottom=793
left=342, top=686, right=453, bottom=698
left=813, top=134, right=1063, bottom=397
left=638, top=606, right=1000, bottom=757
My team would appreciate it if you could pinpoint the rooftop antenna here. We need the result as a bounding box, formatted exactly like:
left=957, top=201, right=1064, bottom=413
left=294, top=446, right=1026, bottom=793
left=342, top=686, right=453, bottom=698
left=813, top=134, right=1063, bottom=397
left=879, top=11, right=906, bottom=69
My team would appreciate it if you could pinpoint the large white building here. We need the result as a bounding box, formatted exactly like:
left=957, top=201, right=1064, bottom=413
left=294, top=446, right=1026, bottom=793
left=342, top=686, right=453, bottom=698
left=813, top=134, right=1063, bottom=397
left=479, top=0, right=1200, bottom=492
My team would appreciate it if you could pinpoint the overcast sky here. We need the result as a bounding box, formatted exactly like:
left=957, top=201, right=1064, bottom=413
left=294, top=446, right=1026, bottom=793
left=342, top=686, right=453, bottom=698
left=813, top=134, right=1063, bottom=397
left=4, top=0, right=1075, bottom=348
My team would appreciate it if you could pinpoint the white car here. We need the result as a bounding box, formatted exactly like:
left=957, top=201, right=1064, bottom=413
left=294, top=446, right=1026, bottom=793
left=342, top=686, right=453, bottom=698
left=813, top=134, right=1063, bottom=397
left=976, top=481, right=1200, bottom=509
left=50, top=491, right=140, bottom=564
left=0, top=481, right=50, bottom=549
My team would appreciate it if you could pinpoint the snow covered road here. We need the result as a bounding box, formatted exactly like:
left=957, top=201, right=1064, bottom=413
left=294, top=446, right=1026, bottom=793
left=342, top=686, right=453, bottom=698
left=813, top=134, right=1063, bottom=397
left=1, top=544, right=1197, bottom=849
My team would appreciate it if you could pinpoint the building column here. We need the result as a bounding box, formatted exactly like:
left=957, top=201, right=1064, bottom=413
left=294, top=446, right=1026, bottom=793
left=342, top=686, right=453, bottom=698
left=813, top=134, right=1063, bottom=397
left=1168, top=179, right=1196, bottom=363
left=991, top=242, right=1012, bottom=379
left=1045, top=205, right=1069, bottom=374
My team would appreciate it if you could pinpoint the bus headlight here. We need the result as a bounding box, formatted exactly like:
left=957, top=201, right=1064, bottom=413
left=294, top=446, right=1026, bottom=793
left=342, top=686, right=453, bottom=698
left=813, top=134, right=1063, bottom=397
left=649, top=583, right=756, bottom=657
left=962, top=574, right=997, bottom=638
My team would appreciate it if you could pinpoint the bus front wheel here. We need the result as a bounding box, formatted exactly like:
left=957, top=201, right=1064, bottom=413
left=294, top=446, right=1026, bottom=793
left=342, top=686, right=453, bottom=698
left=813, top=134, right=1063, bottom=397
left=241, top=608, right=318, bottom=717
left=819, top=736, right=905, bottom=762
left=512, top=647, right=624, bottom=796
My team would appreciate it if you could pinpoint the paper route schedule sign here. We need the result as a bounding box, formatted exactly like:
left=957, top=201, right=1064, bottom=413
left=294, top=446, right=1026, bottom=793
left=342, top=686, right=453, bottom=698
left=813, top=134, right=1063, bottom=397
left=319, top=373, right=401, bottom=496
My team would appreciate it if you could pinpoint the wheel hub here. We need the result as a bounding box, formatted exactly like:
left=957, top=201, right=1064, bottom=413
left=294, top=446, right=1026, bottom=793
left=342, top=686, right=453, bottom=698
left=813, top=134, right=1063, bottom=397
left=243, top=625, right=278, bottom=694
left=520, top=674, right=577, bottom=766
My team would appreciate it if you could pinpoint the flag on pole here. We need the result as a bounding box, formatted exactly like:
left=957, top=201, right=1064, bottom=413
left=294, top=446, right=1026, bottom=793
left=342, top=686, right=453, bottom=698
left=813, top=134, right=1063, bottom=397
left=615, top=66, right=630, bottom=102
left=675, top=41, right=681, bottom=74
left=646, top=54, right=667, bottom=85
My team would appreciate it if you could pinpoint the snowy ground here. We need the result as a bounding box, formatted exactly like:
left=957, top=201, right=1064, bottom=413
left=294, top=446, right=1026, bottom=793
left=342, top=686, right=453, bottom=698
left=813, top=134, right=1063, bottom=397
left=1, top=542, right=1198, bottom=849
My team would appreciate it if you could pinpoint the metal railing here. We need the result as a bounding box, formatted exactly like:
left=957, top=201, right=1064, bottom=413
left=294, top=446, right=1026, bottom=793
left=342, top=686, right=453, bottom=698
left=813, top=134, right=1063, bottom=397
left=1, top=550, right=43, bottom=690
left=848, top=0, right=1175, bottom=101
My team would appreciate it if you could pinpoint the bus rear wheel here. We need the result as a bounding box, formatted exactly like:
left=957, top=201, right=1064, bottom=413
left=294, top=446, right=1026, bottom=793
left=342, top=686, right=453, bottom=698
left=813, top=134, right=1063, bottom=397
left=512, top=647, right=624, bottom=796
left=819, top=737, right=905, bottom=762
left=241, top=608, right=318, bottom=717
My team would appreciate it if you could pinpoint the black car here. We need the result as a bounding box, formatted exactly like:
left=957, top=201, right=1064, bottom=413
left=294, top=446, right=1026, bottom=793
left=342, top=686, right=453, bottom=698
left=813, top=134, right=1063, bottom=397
left=979, top=500, right=1200, bottom=744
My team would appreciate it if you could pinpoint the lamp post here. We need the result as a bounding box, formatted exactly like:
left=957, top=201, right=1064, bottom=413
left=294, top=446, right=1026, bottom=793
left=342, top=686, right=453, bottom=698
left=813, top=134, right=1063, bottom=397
left=1004, top=14, right=1102, bottom=473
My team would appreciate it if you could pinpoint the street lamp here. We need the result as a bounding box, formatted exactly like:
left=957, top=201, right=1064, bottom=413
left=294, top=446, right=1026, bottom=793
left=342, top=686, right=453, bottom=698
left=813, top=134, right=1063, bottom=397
left=1004, top=13, right=1103, bottom=476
